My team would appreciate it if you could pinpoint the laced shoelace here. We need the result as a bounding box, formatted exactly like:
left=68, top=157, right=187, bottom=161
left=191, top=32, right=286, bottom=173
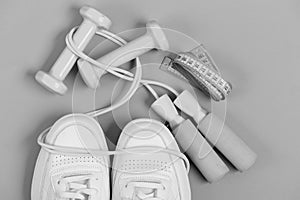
left=56, top=174, right=98, bottom=200
left=124, top=181, right=165, bottom=200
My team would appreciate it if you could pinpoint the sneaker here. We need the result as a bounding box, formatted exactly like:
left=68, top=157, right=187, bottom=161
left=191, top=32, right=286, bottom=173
left=112, top=118, right=191, bottom=200
left=31, top=113, right=110, bottom=200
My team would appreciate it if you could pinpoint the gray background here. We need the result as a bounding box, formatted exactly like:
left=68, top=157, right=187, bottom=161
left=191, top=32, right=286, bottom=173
left=1, top=0, right=300, bottom=199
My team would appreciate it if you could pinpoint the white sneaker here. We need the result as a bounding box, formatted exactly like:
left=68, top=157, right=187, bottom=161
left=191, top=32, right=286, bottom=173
left=31, top=113, right=110, bottom=200
left=112, top=118, right=191, bottom=200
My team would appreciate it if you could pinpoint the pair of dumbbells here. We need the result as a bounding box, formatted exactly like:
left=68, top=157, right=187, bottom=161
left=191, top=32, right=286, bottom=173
left=35, top=6, right=169, bottom=95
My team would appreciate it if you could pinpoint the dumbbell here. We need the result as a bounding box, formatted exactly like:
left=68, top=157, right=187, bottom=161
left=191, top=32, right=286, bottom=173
left=35, top=6, right=111, bottom=95
left=77, top=20, right=169, bottom=89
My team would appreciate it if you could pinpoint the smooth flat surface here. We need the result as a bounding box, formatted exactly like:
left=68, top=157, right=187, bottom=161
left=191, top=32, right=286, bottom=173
left=1, top=0, right=300, bottom=199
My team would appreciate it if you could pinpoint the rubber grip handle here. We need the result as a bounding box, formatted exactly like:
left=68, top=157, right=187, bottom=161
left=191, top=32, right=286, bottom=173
left=198, top=113, right=257, bottom=171
left=173, top=119, right=229, bottom=182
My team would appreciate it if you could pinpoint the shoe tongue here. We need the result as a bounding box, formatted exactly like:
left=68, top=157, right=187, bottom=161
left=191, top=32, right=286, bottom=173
left=133, top=182, right=162, bottom=200
left=121, top=176, right=166, bottom=198
left=136, top=188, right=155, bottom=198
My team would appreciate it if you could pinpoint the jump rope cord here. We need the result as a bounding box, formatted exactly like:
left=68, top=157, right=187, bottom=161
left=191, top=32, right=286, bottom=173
left=36, top=27, right=188, bottom=169
left=65, top=27, right=179, bottom=117
left=37, top=127, right=190, bottom=172
left=67, top=27, right=179, bottom=96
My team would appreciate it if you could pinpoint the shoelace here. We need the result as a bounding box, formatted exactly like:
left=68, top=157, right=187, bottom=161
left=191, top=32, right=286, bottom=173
left=124, top=181, right=165, bottom=200
left=37, top=127, right=190, bottom=173
left=56, top=174, right=98, bottom=200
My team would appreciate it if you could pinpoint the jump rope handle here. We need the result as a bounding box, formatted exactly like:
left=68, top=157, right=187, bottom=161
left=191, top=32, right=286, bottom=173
left=197, top=113, right=257, bottom=171
left=174, top=90, right=257, bottom=171
left=151, top=95, right=229, bottom=182
left=173, top=119, right=229, bottom=182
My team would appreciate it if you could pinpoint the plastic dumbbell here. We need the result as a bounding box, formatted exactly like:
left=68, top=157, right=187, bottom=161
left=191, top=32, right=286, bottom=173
left=77, top=20, right=169, bottom=89
left=35, top=6, right=111, bottom=95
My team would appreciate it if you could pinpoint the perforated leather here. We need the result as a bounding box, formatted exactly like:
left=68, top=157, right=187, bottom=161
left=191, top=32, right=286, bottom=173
left=119, top=159, right=172, bottom=172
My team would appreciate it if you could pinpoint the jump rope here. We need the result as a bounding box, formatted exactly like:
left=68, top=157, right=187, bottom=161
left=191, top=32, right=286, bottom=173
left=37, top=26, right=191, bottom=175
left=36, top=10, right=256, bottom=182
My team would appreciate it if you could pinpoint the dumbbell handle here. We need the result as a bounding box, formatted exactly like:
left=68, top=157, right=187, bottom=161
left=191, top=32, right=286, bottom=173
left=96, top=34, right=154, bottom=68
left=50, top=20, right=97, bottom=79
left=198, top=113, right=257, bottom=171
